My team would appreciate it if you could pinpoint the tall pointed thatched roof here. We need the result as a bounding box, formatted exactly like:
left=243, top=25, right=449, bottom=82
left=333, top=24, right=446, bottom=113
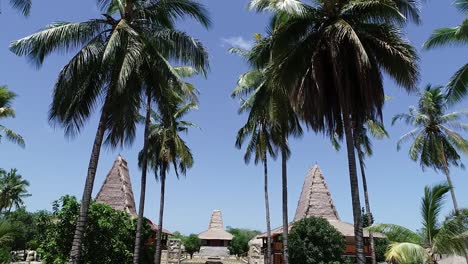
left=259, top=164, right=384, bottom=239
left=198, top=210, right=234, bottom=240
left=294, top=165, right=340, bottom=221
left=95, top=155, right=137, bottom=216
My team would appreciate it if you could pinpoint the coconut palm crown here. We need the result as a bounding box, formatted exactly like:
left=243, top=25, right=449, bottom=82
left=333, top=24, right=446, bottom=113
left=393, top=85, right=468, bottom=213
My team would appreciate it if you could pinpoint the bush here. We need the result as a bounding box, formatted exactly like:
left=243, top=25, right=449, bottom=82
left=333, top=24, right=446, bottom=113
left=227, top=227, right=260, bottom=257
left=289, top=217, right=345, bottom=264
left=38, top=195, right=153, bottom=264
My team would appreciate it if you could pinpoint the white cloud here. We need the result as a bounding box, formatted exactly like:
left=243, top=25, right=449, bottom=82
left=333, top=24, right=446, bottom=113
left=221, top=36, right=254, bottom=50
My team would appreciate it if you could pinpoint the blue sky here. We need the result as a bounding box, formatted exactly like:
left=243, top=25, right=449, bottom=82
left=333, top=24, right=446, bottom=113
left=0, top=0, right=467, bottom=235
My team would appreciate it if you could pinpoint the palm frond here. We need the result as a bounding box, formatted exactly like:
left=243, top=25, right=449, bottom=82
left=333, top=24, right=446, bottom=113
left=10, top=20, right=107, bottom=67
left=0, top=125, right=25, bottom=148
left=8, top=0, right=32, bottom=16
left=385, top=242, right=427, bottom=263
left=368, top=223, right=422, bottom=243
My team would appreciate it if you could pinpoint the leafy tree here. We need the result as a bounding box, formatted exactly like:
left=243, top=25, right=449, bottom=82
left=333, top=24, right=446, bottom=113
left=231, top=39, right=277, bottom=264
left=424, top=0, right=468, bottom=103
left=38, top=195, right=153, bottom=264
left=2, top=208, right=51, bottom=250
left=249, top=1, right=419, bottom=263
left=369, top=183, right=468, bottom=263
left=0, top=220, right=15, bottom=263
left=0, top=169, right=30, bottom=213
left=182, top=234, right=200, bottom=259
left=0, top=0, right=31, bottom=16
left=227, top=227, right=261, bottom=257
left=171, top=231, right=184, bottom=240
left=0, top=86, right=24, bottom=148
left=10, top=1, right=210, bottom=262
left=393, top=85, right=468, bottom=214
left=288, top=217, right=345, bottom=264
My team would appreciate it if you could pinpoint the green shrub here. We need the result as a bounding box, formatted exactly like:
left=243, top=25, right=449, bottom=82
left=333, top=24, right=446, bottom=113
left=289, top=217, right=345, bottom=264
left=38, top=195, right=152, bottom=264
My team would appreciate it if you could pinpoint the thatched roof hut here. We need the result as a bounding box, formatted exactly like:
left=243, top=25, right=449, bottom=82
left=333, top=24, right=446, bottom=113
left=95, top=155, right=137, bottom=216
left=199, top=210, right=233, bottom=241
left=259, top=165, right=383, bottom=239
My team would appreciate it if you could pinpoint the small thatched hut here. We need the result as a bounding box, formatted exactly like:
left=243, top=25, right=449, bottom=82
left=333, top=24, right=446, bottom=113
left=254, top=165, right=383, bottom=264
left=198, top=210, right=233, bottom=257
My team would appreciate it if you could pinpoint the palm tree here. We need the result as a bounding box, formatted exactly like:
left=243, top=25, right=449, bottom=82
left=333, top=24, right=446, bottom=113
left=369, top=183, right=468, bottom=263
left=133, top=65, right=201, bottom=264
left=10, top=1, right=210, bottom=262
left=0, top=0, right=31, bottom=16
left=424, top=0, right=468, bottom=103
left=231, top=44, right=277, bottom=264
left=0, top=86, right=25, bottom=148
left=333, top=120, right=389, bottom=264
left=249, top=1, right=419, bottom=263
left=140, top=98, right=197, bottom=264
left=0, top=169, right=31, bottom=213
left=393, top=85, right=468, bottom=215
left=237, top=32, right=302, bottom=264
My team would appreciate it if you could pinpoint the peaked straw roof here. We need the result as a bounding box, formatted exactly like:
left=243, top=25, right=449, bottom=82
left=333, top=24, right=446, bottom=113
left=259, top=164, right=383, bottom=238
left=199, top=210, right=234, bottom=240
left=95, top=155, right=137, bottom=216
left=294, top=165, right=340, bottom=221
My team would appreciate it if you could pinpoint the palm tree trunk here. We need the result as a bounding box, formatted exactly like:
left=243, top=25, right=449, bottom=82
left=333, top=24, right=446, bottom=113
left=444, top=170, right=459, bottom=215
left=263, top=155, right=272, bottom=264
left=281, top=144, right=289, bottom=264
left=133, top=91, right=152, bottom=264
left=357, top=151, right=376, bottom=264
left=69, top=95, right=111, bottom=264
left=343, top=114, right=365, bottom=264
left=154, top=166, right=167, bottom=264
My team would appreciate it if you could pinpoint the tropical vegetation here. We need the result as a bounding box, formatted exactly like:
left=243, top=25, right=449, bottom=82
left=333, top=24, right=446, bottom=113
left=38, top=195, right=154, bottom=264
left=248, top=0, right=419, bottom=262
left=288, top=217, right=345, bottom=264
left=424, top=0, right=468, bottom=103
left=369, top=183, right=468, bottom=263
left=1, top=0, right=468, bottom=263
left=0, top=86, right=24, bottom=148
left=227, top=227, right=261, bottom=257
left=140, top=89, right=198, bottom=264
left=393, top=85, right=468, bottom=214
left=10, top=0, right=210, bottom=262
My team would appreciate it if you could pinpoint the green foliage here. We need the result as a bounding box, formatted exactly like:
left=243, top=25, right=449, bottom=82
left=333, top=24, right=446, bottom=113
left=0, top=169, right=31, bottom=213
left=369, top=184, right=468, bottom=263
left=227, top=227, right=260, bottom=257
left=182, top=234, right=200, bottom=259
left=424, top=0, right=468, bottom=103
left=393, top=85, right=468, bottom=174
left=0, top=86, right=25, bottom=148
left=289, top=217, right=345, bottom=264
left=3, top=208, right=51, bottom=250
left=374, top=238, right=390, bottom=262
left=38, top=195, right=152, bottom=264
left=361, top=207, right=374, bottom=228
